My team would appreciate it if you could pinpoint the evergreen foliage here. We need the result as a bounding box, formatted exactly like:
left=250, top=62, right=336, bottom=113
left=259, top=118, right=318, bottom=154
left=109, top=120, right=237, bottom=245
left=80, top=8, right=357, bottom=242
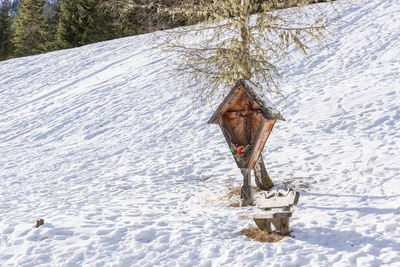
left=98, top=0, right=193, bottom=36
left=5, top=0, right=334, bottom=63
left=56, top=0, right=117, bottom=49
left=43, top=0, right=61, bottom=51
left=13, top=0, right=47, bottom=57
left=11, top=0, right=21, bottom=14
left=0, top=0, right=15, bottom=60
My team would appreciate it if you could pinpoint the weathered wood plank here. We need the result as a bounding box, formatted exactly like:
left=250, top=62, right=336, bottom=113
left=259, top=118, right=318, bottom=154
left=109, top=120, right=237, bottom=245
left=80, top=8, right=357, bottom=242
left=239, top=212, right=292, bottom=235
left=280, top=218, right=290, bottom=235
left=239, top=211, right=292, bottom=235
left=254, top=219, right=272, bottom=232
left=238, top=211, right=292, bottom=220
left=225, top=109, right=262, bottom=117
left=218, top=118, right=236, bottom=144
left=240, top=168, right=254, bottom=206
left=247, top=119, right=268, bottom=169
left=35, top=219, right=44, bottom=228
left=208, top=80, right=285, bottom=124
left=257, top=189, right=300, bottom=209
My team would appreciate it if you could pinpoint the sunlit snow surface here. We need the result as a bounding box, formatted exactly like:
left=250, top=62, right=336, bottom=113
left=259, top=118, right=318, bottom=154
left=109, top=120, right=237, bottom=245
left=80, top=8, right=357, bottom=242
left=1, top=0, right=400, bottom=266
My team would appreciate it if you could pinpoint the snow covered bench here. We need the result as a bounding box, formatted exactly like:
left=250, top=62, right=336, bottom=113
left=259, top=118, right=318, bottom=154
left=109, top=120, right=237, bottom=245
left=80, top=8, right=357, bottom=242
left=239, top=188, right=300, bottom=235
left=257, top=188, right=300, bottom=210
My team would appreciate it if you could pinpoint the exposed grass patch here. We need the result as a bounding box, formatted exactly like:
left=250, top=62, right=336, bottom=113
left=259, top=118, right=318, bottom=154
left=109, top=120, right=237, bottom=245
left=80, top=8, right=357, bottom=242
left=241, top=227, right=286, bottom=243
left=227, top=186, right=241, bottom=199
left=229, top=201, right=240, bottom=207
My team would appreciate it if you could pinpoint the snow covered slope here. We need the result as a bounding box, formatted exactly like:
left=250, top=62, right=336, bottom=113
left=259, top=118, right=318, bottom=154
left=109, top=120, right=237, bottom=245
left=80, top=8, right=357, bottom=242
left=1, top=0, right=400, bottom=266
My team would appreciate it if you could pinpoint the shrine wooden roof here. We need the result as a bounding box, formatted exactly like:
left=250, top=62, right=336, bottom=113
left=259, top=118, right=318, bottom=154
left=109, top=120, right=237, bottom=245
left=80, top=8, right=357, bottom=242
left=207, top=79, right=285, bottom=124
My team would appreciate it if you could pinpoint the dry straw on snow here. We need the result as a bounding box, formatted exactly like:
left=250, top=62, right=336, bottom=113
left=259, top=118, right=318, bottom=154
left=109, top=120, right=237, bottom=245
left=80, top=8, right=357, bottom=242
left=241, top=227, right=285, bottom=243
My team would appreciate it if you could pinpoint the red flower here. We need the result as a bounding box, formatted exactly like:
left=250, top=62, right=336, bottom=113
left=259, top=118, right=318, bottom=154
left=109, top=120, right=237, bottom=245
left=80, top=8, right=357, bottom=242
left=237, top=147, right=244, bottom=156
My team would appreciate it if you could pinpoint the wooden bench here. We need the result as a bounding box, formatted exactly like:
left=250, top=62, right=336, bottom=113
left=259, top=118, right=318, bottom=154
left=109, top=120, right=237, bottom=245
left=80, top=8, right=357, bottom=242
left=239, top=188, right=300, bottom=235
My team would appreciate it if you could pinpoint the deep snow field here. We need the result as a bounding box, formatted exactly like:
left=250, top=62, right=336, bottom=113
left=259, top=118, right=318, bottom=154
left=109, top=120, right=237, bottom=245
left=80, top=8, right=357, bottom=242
left=1, top=0, right=400, bottom=266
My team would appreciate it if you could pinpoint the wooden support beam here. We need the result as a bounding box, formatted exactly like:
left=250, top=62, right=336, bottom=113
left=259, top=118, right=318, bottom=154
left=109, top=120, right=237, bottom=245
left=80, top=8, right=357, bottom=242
left=240, top=168, right=254, bottom=206
left=218, top=118, right=236, bottom=145
left=243, top=115, right=250, bottom=144
left=225, top=109, right=262, bottom=118
left=35, top=219, right=44, bottom=228
left=254, top=219, right=272, bottom=232
left=239, top=212, right=292, bottom=235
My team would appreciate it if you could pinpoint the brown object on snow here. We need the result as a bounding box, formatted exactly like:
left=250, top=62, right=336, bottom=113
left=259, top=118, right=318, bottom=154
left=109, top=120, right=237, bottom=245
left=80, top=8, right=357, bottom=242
left=35, top=219, right=44, bottom=228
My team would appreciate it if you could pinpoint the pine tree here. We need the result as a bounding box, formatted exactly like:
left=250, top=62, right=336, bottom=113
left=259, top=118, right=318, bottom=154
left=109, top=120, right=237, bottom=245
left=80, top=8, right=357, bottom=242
left=13, top=0, right=47, bottom=57
left=99, top=0, right=194, bottom=36
left=43, top=0, right=61, bottom=51
left=56, top=0, right=79, bottom=48
left=170, top=0, right=334, bottom=194
left=57, top=0, right=116, bottom=49
left=0, top=0, right=15, bottom=60
left=151, top=0, right=334, bottom=192
left=11, top=0, right=21, bottom=13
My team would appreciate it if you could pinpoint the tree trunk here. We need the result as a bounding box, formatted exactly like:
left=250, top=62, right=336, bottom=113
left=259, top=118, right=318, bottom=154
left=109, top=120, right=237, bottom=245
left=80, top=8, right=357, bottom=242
left=254, top=154, right=274, bottom=190
left=239, top=0, right=251, bottom=80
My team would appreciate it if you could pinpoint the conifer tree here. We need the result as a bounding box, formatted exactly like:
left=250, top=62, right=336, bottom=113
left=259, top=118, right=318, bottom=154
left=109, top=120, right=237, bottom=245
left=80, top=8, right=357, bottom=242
left=57, top=0, right=116, bottom=49
left=123, top=0, right=334, bottom=191
left=56, top=0, right=80, bottom=48
left=100, top=0, right=192, bottom=35
left=162, top=0, right=333, bottom=99
left=188, top=0, right=332, bottom=192
left=13, top=0, right=47, bottom=57
left=0, top=0, right=15, bottom=60
left=11, top=0, right=21, bottom=13
left=43, top=0, right=61, bottom=51
left=103, top=0, right=334, bottom=99
left=100, top=0, right=335, bottom=193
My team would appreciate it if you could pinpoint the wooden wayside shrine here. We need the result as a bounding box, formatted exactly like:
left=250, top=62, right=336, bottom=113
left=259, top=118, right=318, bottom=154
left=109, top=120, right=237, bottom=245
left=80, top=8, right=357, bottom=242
left=208, top=79, right=284, bottom=206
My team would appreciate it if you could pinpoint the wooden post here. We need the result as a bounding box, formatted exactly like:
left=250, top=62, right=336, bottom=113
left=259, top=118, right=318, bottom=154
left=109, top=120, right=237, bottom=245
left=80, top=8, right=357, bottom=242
left=240, top=168, right=254, bottom=206
left=239, top=212, right=292, bottom=235
left=35, top=219, right=44, bottom=228
left=280, top=217, right=290, bottom=235
left=254, top=219, right=272, bottom=233
left=271, top=217, right=290, bottom=235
